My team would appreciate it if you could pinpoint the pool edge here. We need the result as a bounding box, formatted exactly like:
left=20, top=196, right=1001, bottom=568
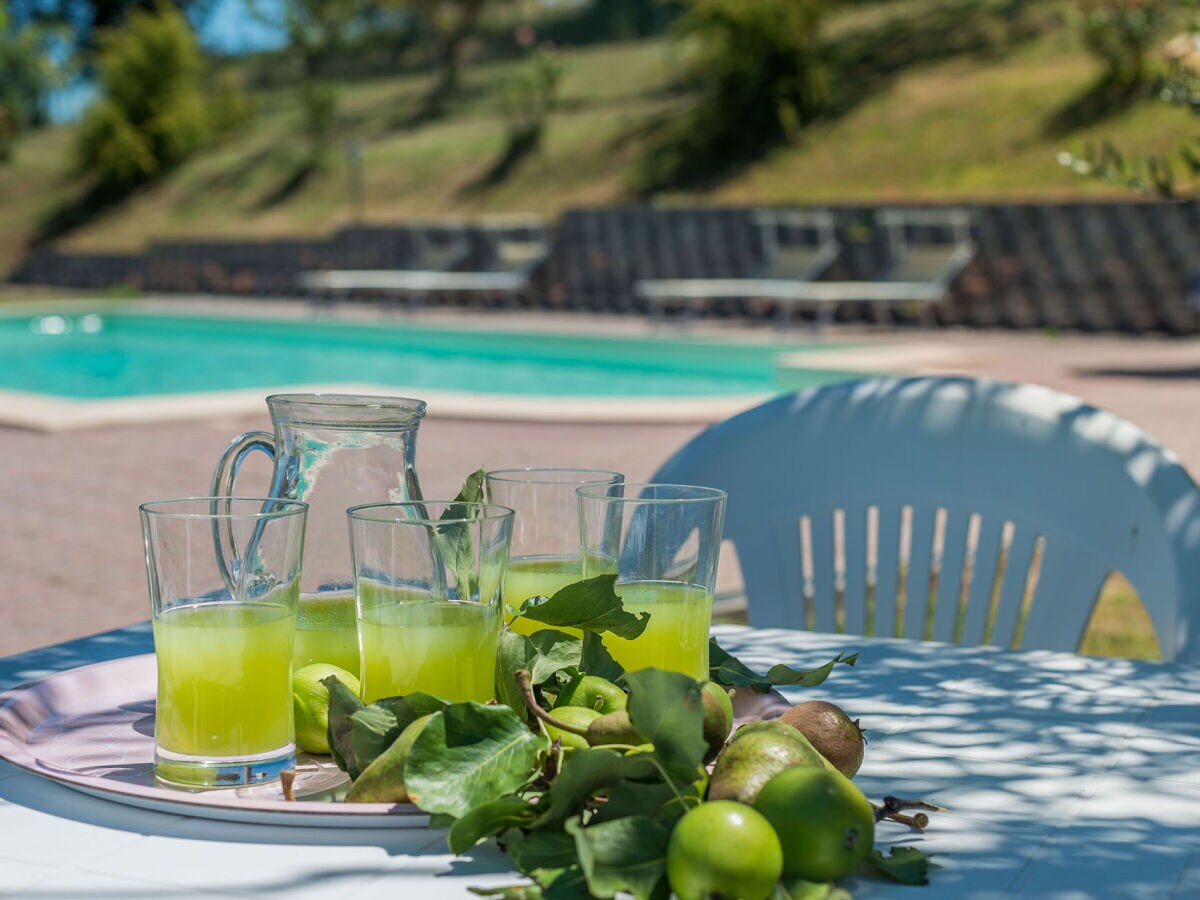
left=0, top=384, right=781, bottom=431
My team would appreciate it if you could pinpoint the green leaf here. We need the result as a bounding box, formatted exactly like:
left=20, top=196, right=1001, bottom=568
left=532, top=748, right=656, bottom=831
left=349, top=693, right=448, bottom=775
left=449, top=796, right=539, bottom=855
left=323, top=675, right=365, bottom=777
left=496, top=628, right=540, bottom=718
left=773, top=879, right=854, bottom=900
left=624, top=669, right=707, bottom=780
left=541, top=865, right=590, bottom=899
left=528, top=630, right=584, bottom=684
left=864, top=847, right=940, bottom=885
left=709, top=638, right=858, bottom=691
left=589, top=777, right=686, bottom=826
left=435, top=467, right=487, bottom=603
left=766, top=652, right=858, bottom=687
left=517, top=575, right=650, bottom=639
left=404, top=702, right=549, bottom=817
left=568, top=816, right=670, bottom=900
left=505, top=829, right=580, bottom=875
left=580, top=632, right=625, bottom=683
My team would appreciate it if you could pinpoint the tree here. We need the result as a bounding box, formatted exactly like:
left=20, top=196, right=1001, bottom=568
left=635, top=0, right=830, bottom=190
left=74, top=2, right=207, bottom=188
left=0, top=0, right=58, bottom=160
left=8, top=0, right=212, bottom=53
left=406, top=0, right=489, bottom=108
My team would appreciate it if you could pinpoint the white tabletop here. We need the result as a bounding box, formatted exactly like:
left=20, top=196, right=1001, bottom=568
left=0, top=623, right=1196, bottom=898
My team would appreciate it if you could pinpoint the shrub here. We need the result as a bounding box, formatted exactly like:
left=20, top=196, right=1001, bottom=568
left=0, top=1, right=58, bottom=162
left=635, top=0, right=829, bottom=190
left=1078, top=0, right=1170, bottom=90
left=74, top=3, right=207, bottom=188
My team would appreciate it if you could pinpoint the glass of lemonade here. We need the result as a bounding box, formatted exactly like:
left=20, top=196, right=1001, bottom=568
left=141, top=497, right=307, bottom=789
left=348, top=501, right=514, bottom=704
left=577, top=483, right=726, bottom=681
left=485, top=468, right=624, bottom=637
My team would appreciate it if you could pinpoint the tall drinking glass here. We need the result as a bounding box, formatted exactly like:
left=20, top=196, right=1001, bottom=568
left=577, top=483, right=726, bottom=680
left=485, top=468, right=624, bottom=636
left=348, top=501, right=514, bottom=703
left=141, top=497, right=307, bottom=788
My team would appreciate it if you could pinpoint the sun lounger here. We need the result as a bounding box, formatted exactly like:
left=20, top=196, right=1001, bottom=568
left=635, top=210, right=841, bottom=321
left=300, top=218, right=549, bottom=307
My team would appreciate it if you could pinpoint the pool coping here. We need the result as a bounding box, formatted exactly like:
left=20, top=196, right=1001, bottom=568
left=0, top=384, right=781, bottom=431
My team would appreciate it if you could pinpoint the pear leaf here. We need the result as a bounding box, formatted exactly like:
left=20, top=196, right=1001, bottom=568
left=405, top=702, right=549, bottom=817
left=568, top=816, right=670, bottom=900
left=517, top=576, right=649, bottom=639
left=624, top=668, right=707, bottom=780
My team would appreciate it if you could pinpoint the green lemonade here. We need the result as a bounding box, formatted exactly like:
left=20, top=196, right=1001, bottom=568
left=293, top=590, right=360, bottom=675
left=503, top=555, right=586, bottom=639
left=359, top=587, right=499, bottom=703
left=602, top=581, right=713, bottom=680
left=153, top=600, right=296, bottom=759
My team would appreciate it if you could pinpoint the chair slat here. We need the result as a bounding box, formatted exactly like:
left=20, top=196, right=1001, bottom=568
left=809, top=510, right=839, bottom=633
left=962, top=516, right=1007, bottom=645
left=842, top=505, right=870, bottom=636
left=874, top=504, right=904, bottom=639
left=990, top=529, right=1040, bottom=647
left=902, top=507, right=938, bottom=641
left=932, top=510, right=971, bottom=643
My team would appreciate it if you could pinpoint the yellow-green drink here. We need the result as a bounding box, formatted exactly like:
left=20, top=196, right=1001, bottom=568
left=153, top=601, right=296, bottom=768
left=503, top=555, right=585, bottom=638
left=359, top=585, right=499, bottom=703
left=293, top=590, right=360, bottom=674
left=601, top=581, right=713, bottom=680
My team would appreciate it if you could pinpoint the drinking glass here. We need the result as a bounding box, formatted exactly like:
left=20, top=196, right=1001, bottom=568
left=485, top=468, right=624, bottom=636
left=348, top=501, right=514, bottom=704
left=577, top=483, right=726, bottom=680
left=141, top=497, right=307, bottom=789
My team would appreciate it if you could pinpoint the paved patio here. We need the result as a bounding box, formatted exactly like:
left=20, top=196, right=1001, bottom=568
left=2, top=307, right=1197, bottom=657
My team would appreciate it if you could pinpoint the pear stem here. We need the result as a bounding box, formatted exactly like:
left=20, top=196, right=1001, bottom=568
left=514, top=669, right=589, bottom=737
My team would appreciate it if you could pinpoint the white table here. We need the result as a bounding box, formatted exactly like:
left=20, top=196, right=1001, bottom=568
left=1, top=623, right=1197, bottom=898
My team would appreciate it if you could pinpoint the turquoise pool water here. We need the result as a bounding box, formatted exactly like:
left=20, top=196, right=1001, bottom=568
left=0, top=309, right=848, bottom=399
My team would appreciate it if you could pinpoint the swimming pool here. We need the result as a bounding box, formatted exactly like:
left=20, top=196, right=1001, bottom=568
left=0, top=308, right=854, bottom=401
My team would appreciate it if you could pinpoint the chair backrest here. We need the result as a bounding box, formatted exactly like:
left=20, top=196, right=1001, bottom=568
left=652, top=377, right=1200, bottom=661
left=753, top=209, right=840, bottom=281
left=878, top=208, right=976, bottom=287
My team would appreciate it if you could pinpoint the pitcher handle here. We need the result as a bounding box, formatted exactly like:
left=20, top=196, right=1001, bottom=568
left=211, top=431, right=278, bottom=594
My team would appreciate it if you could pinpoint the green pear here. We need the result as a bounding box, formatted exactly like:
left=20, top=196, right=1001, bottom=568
left=555, top=675, right=628, bottom=714
left=707, top=725, right=827, bottom=805
left=545, top=706, right=603, bottom=749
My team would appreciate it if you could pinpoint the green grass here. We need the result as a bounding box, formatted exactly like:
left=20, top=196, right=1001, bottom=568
left=0, top=0, right=1195, bottom=274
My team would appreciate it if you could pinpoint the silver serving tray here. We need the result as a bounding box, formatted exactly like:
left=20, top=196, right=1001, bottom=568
left=0, top=653, right=789, bottom=828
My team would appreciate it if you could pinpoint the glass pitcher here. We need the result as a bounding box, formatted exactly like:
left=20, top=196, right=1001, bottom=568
left=211, top=393, right=426, bottom=675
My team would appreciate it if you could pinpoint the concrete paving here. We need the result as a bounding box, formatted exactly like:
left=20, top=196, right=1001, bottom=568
left=1, top=304, right=1197, bottom=657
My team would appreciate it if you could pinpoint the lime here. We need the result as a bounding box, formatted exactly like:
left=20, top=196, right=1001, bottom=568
left=666, top=801, right=783, bottom=900
left=754, top=767, right=875, bottom=882
left=293, top=663, right=360, bottom=755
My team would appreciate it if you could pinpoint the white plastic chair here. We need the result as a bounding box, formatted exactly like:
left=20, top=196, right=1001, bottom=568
left=652, top=377, right=1200, bottom=661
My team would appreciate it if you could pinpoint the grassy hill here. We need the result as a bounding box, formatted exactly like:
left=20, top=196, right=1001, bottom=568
left=0, top=0, right=1195, bottom=274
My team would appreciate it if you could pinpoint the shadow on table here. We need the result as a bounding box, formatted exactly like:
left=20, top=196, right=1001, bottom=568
left=0, top=624, right=153, bottom=691
left=3, top=625, right=1198, bottom=896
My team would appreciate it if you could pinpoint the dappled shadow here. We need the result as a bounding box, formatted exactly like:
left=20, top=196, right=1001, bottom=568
left=1042, top=75, right=1147, bottom=139
left=824, top=0, right=1039, bottom=121
left=459, top=128, right=543, bottom=194
left=254, top=160, right=320, bottom=210
left=31, top=181, right=131, bottom=246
